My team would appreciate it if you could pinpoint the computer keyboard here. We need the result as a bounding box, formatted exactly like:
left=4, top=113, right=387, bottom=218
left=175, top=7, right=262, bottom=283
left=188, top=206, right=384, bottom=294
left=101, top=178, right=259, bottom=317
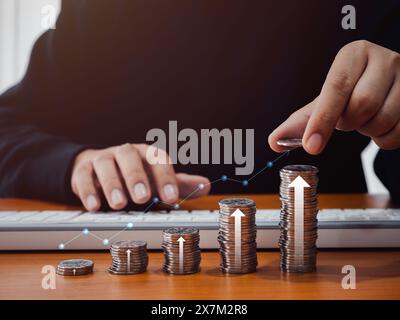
left=0, top=208, right=399, bottom=250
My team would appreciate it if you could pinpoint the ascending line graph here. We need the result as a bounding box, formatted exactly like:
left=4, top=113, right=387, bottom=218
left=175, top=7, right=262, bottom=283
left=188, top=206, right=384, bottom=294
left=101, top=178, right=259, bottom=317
left=58, top=151, right=291, bottom=249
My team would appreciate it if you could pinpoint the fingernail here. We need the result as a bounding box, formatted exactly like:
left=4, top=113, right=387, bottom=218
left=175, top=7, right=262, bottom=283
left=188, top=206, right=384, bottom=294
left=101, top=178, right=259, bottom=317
left=86, top=195, right=98, bottom=210
left=111, top=189, right=124, bottom=206
left=163, top=184, right=177, bottom=200
left=133, top=182, right=148, bottom=200
left=306, top=133, right=323, bottom=154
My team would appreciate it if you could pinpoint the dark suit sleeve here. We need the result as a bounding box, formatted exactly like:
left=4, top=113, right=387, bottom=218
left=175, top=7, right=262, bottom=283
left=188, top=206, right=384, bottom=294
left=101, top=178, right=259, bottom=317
left=0, top=2, right=87, bottom=203
left=369, top=0, right=400, bottom=202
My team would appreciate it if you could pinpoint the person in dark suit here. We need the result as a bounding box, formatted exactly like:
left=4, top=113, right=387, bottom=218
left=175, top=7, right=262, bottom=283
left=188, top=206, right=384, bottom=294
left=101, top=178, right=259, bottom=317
left=0, top=0, right=399, bottom=211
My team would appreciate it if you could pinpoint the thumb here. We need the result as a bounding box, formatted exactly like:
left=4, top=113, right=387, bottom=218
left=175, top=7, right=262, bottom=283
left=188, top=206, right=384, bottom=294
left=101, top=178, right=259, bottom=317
left=268, top=100, right=315, bottom=152
left=176, top=173, right=211, bottom=199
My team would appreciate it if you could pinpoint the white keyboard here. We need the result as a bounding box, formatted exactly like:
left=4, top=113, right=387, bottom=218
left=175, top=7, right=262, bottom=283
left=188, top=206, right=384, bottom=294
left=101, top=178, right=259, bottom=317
left=0, top=208, right=399, bottom=250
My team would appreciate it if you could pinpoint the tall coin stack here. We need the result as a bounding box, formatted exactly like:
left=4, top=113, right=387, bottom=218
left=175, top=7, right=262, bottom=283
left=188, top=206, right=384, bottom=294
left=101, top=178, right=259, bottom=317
left=279, top=165, right=319, bottom=273
left=108, top=240, right=148, bottom=275
left=162, top=227, right=201, bottom=275
left=56, top=259, right=94, bottom=276
left=218, top=198, right=257, bottom=274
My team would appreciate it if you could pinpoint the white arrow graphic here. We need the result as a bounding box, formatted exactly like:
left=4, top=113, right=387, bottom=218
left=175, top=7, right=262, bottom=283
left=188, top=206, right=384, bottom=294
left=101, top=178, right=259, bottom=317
left=127, top=249, right=132, bottom=272
left=231, top=209, right=245, bottom=269
left=177, top=237, right=185, bottom=273
left=288, top=175, right=310, bottom=266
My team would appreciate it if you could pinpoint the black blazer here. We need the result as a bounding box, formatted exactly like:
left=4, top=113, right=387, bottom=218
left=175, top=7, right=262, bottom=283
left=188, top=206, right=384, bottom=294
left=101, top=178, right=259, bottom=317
left=0, top=0, right=399, bottom=204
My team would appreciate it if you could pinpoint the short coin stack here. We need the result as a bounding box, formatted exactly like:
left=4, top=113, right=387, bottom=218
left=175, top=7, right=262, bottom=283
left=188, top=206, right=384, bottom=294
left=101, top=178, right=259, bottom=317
left=218, top=198, right=257, bottom=274
left=162, top=227, right=201, bottom=275
left=56, top=259, right=94, bottom=276
left=108, top=240, right=148, bottom=275
left=279, top=165, right=319, bottom=273
left=277, top=138, right=303, bottom=150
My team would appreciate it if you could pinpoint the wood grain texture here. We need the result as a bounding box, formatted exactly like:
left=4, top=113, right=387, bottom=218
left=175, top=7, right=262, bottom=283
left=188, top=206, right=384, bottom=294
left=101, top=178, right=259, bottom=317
left=0, top=194, right=399, bottom=300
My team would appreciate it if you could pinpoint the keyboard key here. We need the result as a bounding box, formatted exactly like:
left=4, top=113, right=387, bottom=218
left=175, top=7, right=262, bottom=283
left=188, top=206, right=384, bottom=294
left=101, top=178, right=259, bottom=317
left=341, top=209, right=370, bottom=221
left=365, top=209, right=393, bottom=221
left=190, top=210, right=215, bottom=215
left=0, top=211, right=39, bottom=222
left=19, top=211, right=61, bottom=222
left=44, top=211, right=82, bottom=222
left=385, top=209, right=400, bottom=221
left=256, top=210, right=280, bottom=221
left=0, top=211, right=19, bottom=220
left=168, top=211, right=194, bottom=222
left=72, top=213, right=121, bottom=223
left=142, top=212, right=170, bottom=222
left=192, top=216, right=218, bottom=222
left=318, top=209, right=342, bottom=221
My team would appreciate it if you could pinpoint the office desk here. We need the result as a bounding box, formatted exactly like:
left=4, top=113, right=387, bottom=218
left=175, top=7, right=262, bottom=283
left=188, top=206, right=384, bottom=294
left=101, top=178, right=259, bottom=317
left=0, top=194, right=399, bottom=300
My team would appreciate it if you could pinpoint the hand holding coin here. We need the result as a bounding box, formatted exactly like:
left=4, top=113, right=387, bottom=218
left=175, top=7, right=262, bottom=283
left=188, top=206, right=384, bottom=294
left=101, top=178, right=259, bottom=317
left=269, top=40, right=400, bottom=154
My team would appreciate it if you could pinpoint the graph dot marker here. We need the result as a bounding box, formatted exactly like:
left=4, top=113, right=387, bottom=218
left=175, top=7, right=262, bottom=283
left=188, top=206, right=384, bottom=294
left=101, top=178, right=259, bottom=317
left=127, top=222, right=134, bottom=229
left=58, top=243, right=65, bottom=250
left=153, top=197, right=160, bottom=204
left=267, top=161, right=273, bottom=168
left=102, top=239, right=109, bottom=246
left=242, top=180, right=249, bottom=187
left=221, top=175, right=228, bottom=181
left=198, top=183, right=205, bottom=190
left=82, top=228, right=89, bottom=235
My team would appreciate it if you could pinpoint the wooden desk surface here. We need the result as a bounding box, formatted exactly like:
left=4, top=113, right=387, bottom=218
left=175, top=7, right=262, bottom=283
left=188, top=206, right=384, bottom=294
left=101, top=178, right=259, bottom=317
left=0, top=194, right=399, bottom=300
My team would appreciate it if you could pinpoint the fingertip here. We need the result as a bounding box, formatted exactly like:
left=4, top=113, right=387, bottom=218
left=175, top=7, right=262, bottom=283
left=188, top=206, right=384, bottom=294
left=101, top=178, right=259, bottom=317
left=85, top=194, right=100, bottom=212
left=161, top=183, right=179, bottom=203
left=109, top=189, right=128, bottom=210
left=267, top=132, right=278, bottom=151
left=268, top=135, right=291, bottom=153
left=132, top=182, right=151, bottom=205
left=268, top=131, right=282, bottom=153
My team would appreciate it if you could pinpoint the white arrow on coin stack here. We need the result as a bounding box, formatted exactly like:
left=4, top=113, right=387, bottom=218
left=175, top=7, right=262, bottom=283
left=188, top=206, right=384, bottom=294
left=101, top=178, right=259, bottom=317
left=288, top=175, right=310, bottom=267
left=231, top=209, right=245, bottom=270
left=127, top=249, right=132, bottom=273
left=177, top=237, right=185, bottom=274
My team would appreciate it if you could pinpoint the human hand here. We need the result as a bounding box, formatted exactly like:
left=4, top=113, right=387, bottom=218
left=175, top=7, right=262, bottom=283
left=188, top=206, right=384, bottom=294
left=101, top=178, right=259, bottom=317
left=269, top=40, right=400, bottom=153
left=71, top=143, right=210, bottom=211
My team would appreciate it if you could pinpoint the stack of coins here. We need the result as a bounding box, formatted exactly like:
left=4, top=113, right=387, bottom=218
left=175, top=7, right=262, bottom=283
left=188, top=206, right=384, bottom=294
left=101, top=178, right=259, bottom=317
left=279, top=165, right=319, bottom=273
left=218, top=198, right=257, bottom=274
left=108, top=240, right=148, bottom=275
left=162, top=227, right=201, bottom=275
left=56, top=259, right=94, bottom=276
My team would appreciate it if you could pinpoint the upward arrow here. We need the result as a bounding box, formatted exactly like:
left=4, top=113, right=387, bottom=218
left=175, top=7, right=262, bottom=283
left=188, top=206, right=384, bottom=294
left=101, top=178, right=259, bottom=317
left=288, top=176, right=310, bottom=266
left=177, top=237, right=185, bottom=274
left=231, top=209, right=245, bottom=270
left=127, top=249, right=132, bottom=272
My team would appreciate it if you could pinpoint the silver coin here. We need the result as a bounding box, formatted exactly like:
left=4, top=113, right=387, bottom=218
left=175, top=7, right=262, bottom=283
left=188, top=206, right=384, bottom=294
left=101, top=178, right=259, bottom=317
left=219, top=198, right=256, bottom=208
left=277, top=138, right=303, bottom=149
left=57, top=259, right=93, bottom=269
left=111, top=240, right=147, bottom=249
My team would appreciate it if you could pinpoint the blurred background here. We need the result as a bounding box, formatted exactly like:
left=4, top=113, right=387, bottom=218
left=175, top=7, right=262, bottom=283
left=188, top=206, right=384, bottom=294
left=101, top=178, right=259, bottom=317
left=0, top=0, right=388, bottom=195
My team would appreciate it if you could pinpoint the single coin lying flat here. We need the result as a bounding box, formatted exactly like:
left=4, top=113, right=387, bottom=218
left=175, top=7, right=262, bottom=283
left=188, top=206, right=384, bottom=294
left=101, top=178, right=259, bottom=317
left=277, top=138, right=303, bottom=149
